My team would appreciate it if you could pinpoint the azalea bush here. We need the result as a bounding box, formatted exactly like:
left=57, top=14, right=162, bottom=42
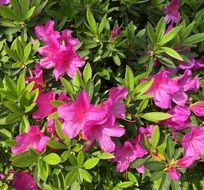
left=1, top=0, right=204, bottom=189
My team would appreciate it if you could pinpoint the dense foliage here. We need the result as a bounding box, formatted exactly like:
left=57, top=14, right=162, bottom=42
left=1, top=0, right=204, bottom=189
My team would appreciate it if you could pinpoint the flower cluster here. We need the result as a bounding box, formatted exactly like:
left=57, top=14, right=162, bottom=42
left=1, top=0, right=204, bottom=189
left=35, top=20, right=85, bottom=80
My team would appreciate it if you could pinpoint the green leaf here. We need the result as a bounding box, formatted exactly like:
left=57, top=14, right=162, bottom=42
left=11, top=0, right=22, bottom=18
left=60, top=77, right=74, bottom=98
left=157, top=56, right=176, bottom=68
left=156, top=17, right=165, bottom=42
left=83, top=158, right=99, bottom=169
left=23, top=42, right=32, bottom=60
left=77, top=151, right=85, bottom=166
left=4, top=101, right=21, bottom=113
left=146, top=22, right=155, bottom=45
left=11, top=153, right=38, bottom=168
left=19, top=0, right=29, bottom=18
left=47, top=140, right=67, bottom=149
left=98, top=14, right=107, bottom=35
left=85, top=79, right=94, bottom=101
left=159, top=173, right=171, bottom=190
left=127, top=172, right=138, bottom=183
left=167, top=136, right=175, bottom=160
left=151, top=125, right=160, bottom=149
left=50, top=100, right=65, bottom=107
left=0, top=5, right=20, bottom=21
left=24, top=6, right=35, bottom=20
left=140, top=112, right=172, bottom=122
left=4, top=76, right=18, bottom=97
left=113, top=54, right=121, bottom=66
left=17, top=73, right=25, bottom=96
left=43, top=153, right=61, bottom=165
left=171, top=180, right=181, bottom=190
left=79, top=169, right=92, bottom=183
left=115, top=182, right=134, bottom=189
left=137, top=99, right=149, bottom=114
left=125, top=65, right=134, bottom=92
left=159, top=26, right=182, bottom=45
left=65, top=169, right=79, bottom=186
left=144, top=161, right=166, bottom=171
left=161, top=47, right=183, bottom=61
left=86, top=8, right=97, bottom=34
left=98, top=152, right=115, bottom=159
left=150, top=171, right=164, bottom=181
left=130, top=156, right=150, bottom=168
left=0, top=113, right=21, bottom=125
left=83, top=63, right=92, bottom=83
left=184, top=33, right=204, bottom=45
left=37, top=159, right=49, bottom=181
left=134, top=79, right=153, bottom=96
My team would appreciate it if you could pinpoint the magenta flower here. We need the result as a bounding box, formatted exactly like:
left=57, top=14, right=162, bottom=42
left=190, top=101, right=204, bottom=117
left=38, top=35, right=65, bottom=69
left=58, top=90, right=106, bottom=138
left=163, top=0, right=181, bottom=24
left=11, top=125, right=50, bottom=154
left=111, top=24, right=121, bottom=39
left=52, top=45, right=85, bottom=80
left=115, top=141, right=139, bottom=172
left=146, top=70, right=179, bottom=109
left=32, top=91, right=56, bottom=120
left=179, top=58, right=204, bottom=70
left=11, top=172, right=38, bottom=190
left=100, top=87, right=128, bottom=121
left=83, top=117, right=125, bottom=152
left=60, top=29, right=80, bottom=46
left=26, top=63, right=45, bottom=89
left=36, top=21, right=85, bottom=80
left=164, top=105, right=190, bottom=130
left=182, top=127, right=204, bottom=160
left=114, top=126, right=150, bottom=172
left=176, top=69, right=200, bottom=93
left=168, top=167, right=180, bottom=180
left=35, top=20, right=60, bottom=43
left=0, top=0, right=10, bottom=5
left=177, top=156, right=194, bottom=168
left=167, top=156, right=194, bottom=180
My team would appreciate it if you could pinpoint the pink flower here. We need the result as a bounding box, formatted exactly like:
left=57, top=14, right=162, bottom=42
left=26, top=63, right=45, bottom=89
left=177, top=156, right=194, bottom=168
left=81, top=87, right=127, bottom=152
left=115, top=140, right=146, bottom=172
left=47, top=119, right=56, bottom=134
left=32, top=91, right=56, bottom=120
left=163, top=0, right=181, bottom=24
left=111, top=24, right=121, bottom=39
left=60, top=29, right=80, bottom=46
left=11, top=125, right=50, bottom=154
left=190, top=101, right=204, bottom=117
left=164, top=105, right=190, bottom=130
left=179, top=58, right=204, bottom=70
left=182, top=127, right=204, bottom=160
left=136, top=165, right=145, bottom=173
left=100, top=87, right=128, bottom=121
left=0, top=0, right=10, bottom=5
left=176, top=70, right=200, bottom=93
left=83, top=117, right=125, bottom=152
left=11, top=172, right=38, bottom=190
left=146, top=70, right=179, bottom=109
left=168, top=167, right=180, bottom=180
left=38, top=35, right=64, bottom=69
left=52, top=45, right=85, bottom=80
left=36, top=21, right=85, bottom=80
left=35, top=20, right=60, bottom=42
left=58, top=90, right=106, bottom=138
